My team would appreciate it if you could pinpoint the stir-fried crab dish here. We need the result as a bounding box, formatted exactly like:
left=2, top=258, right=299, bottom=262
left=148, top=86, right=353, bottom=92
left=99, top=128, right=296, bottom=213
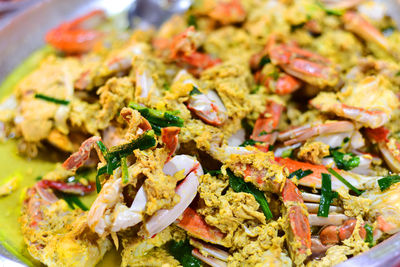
left=3, top=0, right=400, bottom=266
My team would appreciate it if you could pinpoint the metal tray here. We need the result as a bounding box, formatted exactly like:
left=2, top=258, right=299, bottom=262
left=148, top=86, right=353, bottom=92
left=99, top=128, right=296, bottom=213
left=1, top=0, right=400, bottom=266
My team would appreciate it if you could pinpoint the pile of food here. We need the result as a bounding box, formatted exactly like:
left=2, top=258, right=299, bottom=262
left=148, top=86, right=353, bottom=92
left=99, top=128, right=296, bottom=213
left=1, top=0, right=400, bottom=266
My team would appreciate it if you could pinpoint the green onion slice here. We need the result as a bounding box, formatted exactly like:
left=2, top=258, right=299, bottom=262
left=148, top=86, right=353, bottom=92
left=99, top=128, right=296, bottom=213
left=327, top=168, right=362, bottom=195
left=34, top=93, right=70, bottom=105
left=317, top=173, right=338, bottom=217
left=377, top=175, right=400, bottom=191
left=288, top=169, right=313, bottom=179
left=121, top=157, right=129, bottom=184
left=227, top=169, right=273, bottom=220
left=364, top=224, right=374, bottom=247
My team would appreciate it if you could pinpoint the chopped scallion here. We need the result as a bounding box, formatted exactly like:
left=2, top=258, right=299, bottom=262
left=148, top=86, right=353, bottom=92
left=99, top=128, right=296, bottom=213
left=281, top=149, right=293, bottom=158
left=288, top=169, right=313, bottom=179
left=96, top=140, right=108, bottom=155
left=259, top=56, right=271, bottom=68
left=129, top=102, right=184, bottom=135
left=317, top=173, right=338, bottom=217
left=121, top=157, right=129, bottom=184
left=240, top=139, right=262, bottom=147
left=34, top=93, right=70, bottom=105
left=327, top=168, right=362, bottom=195
left=364, top=224, right=374, bottom=247
left=377, top=175, right=400, bottom=191
left=227, top=169, right=273, bottom=220
left=62, top=194, right=88, bottom=211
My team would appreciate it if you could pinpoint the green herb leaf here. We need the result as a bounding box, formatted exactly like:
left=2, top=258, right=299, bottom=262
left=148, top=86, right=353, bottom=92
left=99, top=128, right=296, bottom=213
left=281, top=149, right=293, bottom=158
left=291, top=22, right=306, bottom=32
left=288, top=169, right=313, bottom=179
left=62, top=194, right=88, bottom=211
left=259, top=56, right=271, bottom=68
left=250, top=85, right=261, bottom=94
left=241, top=119, right=254, bottom=137
left=129, top=102, right=184, bottom=135
left=96, top=140, right=108, bottom=155
left=317, top=173, right=338, bottom=217
left=364, top=224, right=374, bottom=247
left=258, top=130, right=268, bottom=136
left=189, top=87, right=202, bottom=96
left=187, top=15, right=198, bottom=28
left=240, top=139, right=262, bottom=147
left=204, top=168, right=222, bottom=176
left=107, top=130, right=157, bottom=159
left=316, top=1, right=343, bottom=16
left=227, top=169, right=273, bottom=220
left=163, top=83, right=171, bottom=91
left=327, top=168, right=362, bottom=195
left=95, top=173, right=102, bottom=193
left=330, top=148, right=360, bottom=171
left=34, top=93, right=70, bottom=105
left=166, top=239, right=201, bottom=267
left=121, top=157, right=129, bottom=184
left=269, top=70, right=280, bottom=80
left=377, top=175, right=400, bottom=191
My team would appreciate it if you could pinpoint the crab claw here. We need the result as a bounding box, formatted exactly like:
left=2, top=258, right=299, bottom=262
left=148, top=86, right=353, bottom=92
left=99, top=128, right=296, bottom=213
left=45, top=9, right=106, bottom=54
left=342, top=11, right=389, bottom=51
left=187, top=89, right=228, bottom=126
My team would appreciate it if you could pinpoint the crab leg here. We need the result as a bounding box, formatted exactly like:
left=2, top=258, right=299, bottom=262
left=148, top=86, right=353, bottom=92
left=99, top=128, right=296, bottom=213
left=276, top=157, right=378, bottom=190
left=62, top=136, right=104, bottom=171
left=250, top=100, right=284, bottom=144
left=305, top=203, right=343, bottom=213
left=268, top=41, right=340, bottom=88
left=190, top=239, right=229, bottom=262
left=278, top=121, right=355, bottom=146
left=37, top=180, right=95, bottom=195
left=192, top=249, right=227, bottom=267
left=176, top=207, right=226, bottom=245
left=282, top=179, right=312, bottom=260
left=342, top=11, right=389, bottom=51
